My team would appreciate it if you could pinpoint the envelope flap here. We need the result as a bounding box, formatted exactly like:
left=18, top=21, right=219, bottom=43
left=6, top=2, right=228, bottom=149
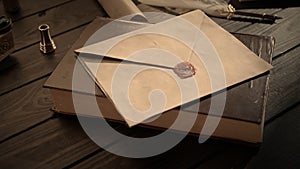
left=75, top=11, right=207, bottom=68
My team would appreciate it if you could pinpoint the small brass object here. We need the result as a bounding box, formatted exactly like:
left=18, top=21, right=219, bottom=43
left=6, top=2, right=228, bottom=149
left=38, top=24, right=56, bottom=54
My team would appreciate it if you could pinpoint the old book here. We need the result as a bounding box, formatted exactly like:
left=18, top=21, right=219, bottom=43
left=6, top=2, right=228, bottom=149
left=76, top=10, right=272, bottom=127
left=44, top=16, right=274, bottom=143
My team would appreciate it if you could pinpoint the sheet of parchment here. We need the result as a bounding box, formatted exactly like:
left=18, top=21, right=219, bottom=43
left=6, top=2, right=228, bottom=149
left=97, top=0, right=148, bottom=22
left=76, top=10, right=272, bottom=127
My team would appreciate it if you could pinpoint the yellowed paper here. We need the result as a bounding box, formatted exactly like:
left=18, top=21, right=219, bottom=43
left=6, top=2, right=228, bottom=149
left=76, top=10, right=272, bottom=127
left=97, top=0, right=147, bottom=22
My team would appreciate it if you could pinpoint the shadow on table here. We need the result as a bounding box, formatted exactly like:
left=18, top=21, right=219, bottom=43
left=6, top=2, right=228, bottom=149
left=72, top=113, right=260, bottom=169
left=116, top=125, right=260, bottom=169
left=0, top=56, right=18, bottom=73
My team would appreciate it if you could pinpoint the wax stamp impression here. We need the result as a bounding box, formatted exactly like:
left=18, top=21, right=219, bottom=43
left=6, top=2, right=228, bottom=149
left=173, top=61, right=196, bottom=79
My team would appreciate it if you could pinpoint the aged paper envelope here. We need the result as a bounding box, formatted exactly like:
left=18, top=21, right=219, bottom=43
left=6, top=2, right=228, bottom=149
left=76, top=10, right=272, bottom=127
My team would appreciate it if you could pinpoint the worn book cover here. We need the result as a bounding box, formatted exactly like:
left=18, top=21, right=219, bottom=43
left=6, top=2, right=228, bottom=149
left=45, top=15, right=274, bottom=143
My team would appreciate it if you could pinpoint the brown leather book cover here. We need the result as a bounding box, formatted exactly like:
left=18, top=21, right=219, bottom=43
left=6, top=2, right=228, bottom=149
left=44, top=16, right=274, bottom=143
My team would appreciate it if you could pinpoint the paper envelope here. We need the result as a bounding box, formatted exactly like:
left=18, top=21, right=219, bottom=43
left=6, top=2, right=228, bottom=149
left=75, top=10, right=272, bottom=127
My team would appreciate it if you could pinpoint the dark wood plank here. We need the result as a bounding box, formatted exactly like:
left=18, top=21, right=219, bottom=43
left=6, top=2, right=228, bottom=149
left=0, top=26, right=86, bottom=96
left=194, top=146, right=256, bottom=169
left=70, top=127, right=256, bottom=169
left=265, top=46, right=300, bottom=121
left=0, top=0, right=74, bottom=21
left=70, top=138, right=218, bottom=169
left=237, top=7, right=300, bottom=57
left=11, top=0, right=104, bottom=52
left=246, top=104, right=300, bottom=169
left=0, top=78, right=53, bottom=142
left=0, top=117, right=101, bottom=169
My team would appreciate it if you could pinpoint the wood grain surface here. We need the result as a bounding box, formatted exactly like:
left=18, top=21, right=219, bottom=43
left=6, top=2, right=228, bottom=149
left=0, top=0, right=74, bottom=21
left=11, top=0, right=104, bottom=52
left=266, top=46, right=300, bottom=121
left=237, top=7, right=300, bottom=57
left=0, top=78, right=53, bottom=142
left=0, top=118, right=100, bottom=169
left=0, top=1, right=299, bottom=169
left=0, top=26, right=85, bottom=95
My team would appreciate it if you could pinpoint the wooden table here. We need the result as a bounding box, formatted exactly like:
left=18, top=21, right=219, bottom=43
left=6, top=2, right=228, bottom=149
left=0, top=0, right=299, bottom=168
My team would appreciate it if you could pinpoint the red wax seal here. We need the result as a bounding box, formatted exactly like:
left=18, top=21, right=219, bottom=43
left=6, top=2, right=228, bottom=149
left=173, top=61, right=196, bottom=79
